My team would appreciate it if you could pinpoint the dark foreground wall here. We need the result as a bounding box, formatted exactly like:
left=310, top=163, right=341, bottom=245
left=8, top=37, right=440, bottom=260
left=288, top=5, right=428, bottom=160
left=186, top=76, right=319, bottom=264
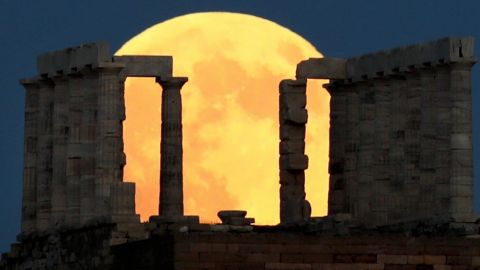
left=4, top=226, right=480, bottom=270
left=0, top=224, right=116, bottom=270
left=172, top=232, right=480, bottom=270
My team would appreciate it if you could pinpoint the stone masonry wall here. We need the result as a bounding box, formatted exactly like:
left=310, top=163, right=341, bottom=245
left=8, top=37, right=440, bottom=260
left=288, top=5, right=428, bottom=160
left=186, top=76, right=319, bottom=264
left=172, top=232, right=480, bottom=270
left=6, top=229, right=480, bottom=270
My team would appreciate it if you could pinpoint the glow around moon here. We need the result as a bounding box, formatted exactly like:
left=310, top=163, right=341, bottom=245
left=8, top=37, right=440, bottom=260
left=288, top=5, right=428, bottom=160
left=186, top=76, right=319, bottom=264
left=115, top=12, right=330, bottom=224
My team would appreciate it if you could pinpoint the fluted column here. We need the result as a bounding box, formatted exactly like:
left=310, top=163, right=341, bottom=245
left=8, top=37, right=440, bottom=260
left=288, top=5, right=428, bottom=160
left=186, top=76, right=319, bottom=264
left=156, top=77, right=188, bottom=218
left=50, top=76, right=69, bottom=228
left=79, top=68, right=98, bottom=223
left=65, top=73, right=83, bottom=226
left=95, top=65, right=125, bottom=218
left=36, top=79, right=54, bottom=231
left=20, top=79, right=39, bottom=234
left=449, top=61, right=475, bottom=221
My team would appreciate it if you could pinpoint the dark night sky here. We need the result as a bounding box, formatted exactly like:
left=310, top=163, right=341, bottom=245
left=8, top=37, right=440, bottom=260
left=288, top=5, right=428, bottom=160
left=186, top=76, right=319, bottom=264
left=1, top=0, right=479, bottom=252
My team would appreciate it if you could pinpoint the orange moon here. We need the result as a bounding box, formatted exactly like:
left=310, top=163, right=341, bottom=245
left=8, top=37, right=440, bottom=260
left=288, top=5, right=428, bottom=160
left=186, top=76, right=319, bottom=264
left=115, top=12, right=330, bottom=224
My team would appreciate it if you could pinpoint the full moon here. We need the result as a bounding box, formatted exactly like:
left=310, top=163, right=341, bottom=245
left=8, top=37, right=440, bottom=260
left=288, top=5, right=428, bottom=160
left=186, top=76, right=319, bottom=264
left=115, top=12, right=330, bottom=224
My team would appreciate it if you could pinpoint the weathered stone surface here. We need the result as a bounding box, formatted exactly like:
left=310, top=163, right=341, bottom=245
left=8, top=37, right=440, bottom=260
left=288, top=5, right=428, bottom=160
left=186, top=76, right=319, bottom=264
left=6, top=36, right=480, bottom=270
left=20, top=79, right=39, bottom=234
left=217, top=211, right=255, bottom=226
left=296, top=57, right=347, bottom=79
left=280, top=154, right=309, bottom=171
left=218, top=210, right=246, bottom=220
left=279, top=141, right=305, bottom=155
left=279, top=78, right=307, bottom=94
left=50, top=76, right=69, bottom=229
left=38, top=42, right=112, bottom=77
left=156, top=77, right=188, bottom=218
left=280, top=124, right=306, bottom=140
left=114, top=55, right=172, bottom=78
left=321, top=37, right=476, bottom=227
left=345, top=36, right=475, bottom=81
left=279, top=78, right=309, bottom=225
left=280, top=92, right=306, bottom=109
left=281, top=109, right=308, bottom=124
left=18, top=43, right=184, bottom=237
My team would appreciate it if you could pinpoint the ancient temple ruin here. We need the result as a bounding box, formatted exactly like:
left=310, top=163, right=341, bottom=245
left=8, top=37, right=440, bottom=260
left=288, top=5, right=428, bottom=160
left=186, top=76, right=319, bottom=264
left=18, top=42, right=191, bottom=237
left=2, top=36, right=479, bottom=270
left=279, top=37, right=476, bottom=227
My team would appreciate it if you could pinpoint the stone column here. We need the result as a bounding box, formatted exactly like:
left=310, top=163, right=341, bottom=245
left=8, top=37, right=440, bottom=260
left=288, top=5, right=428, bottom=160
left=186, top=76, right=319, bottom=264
left=50, top=76, right=69, bottom=228
left=65, top=73, right=83, bottom=226
left=395, top=71, right=422, bottom=222
left=355, top=81, right=376, bottom=224
left=433, top=65, right=452, bottom=214
left=95, top=64, right=125, bottom=218
left=344, top=84, right=360, bottom=217
left=279, top=79, right=310, bottom=225
left=156, top=77, right=188, bottom=218
left=20, top=79, right=39, bottom=234
left=418, top=68, right=438, bottom=218
left=448, top=61, right=475, bottom=221
left=79, top=68, right=98, bottom=223
left=36, top=79, right=54, bottom=231
left=371, top=78, right=391, bottom=225
left=385, top=75, right=407, bottom=225
left=325, top=82, right=348, bottom=215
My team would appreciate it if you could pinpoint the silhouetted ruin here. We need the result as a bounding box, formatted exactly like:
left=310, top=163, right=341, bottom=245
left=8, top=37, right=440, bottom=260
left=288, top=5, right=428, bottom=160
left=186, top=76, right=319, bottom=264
left=1, top=37, right=479, bottom=270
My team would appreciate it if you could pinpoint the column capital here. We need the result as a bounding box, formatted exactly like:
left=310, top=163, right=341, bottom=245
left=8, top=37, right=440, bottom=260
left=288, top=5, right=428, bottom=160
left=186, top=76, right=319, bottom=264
left=156, top=76, right=188, bottom=90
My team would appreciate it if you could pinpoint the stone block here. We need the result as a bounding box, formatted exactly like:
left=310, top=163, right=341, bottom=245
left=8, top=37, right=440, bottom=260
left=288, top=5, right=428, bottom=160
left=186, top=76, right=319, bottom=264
left=114, top=55, right=173, bottom=78
left=450, top=176, right=473, bottom=185
left=279, top=170, right=305, bottom=185
left=280, top=92, right=306, bottom=109
left=279, top=141, right=305, bottom=155
left=280, top=185, right=305, bottom=201
left=280, top=125, right=305, bottom=140
left=296, top=57, right=347, bottom=79
left=451, top=134, right=471, bottom=150
left=451, top=184, right=474, bottom=197
left=279, top=79, right=306, bottom=94
left=281, top=109, right=308, bottom=124
left=449, top=197, right=473, bottom=215
left=280, top=154, right=309, bottom=170
left=280, top=198, right=308, bottom=224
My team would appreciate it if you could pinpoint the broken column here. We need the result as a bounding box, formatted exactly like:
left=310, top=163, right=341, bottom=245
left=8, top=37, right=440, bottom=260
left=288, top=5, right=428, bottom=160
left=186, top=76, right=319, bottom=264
left=324, top=82, right=349, bottom=215
left=156, top=77, right=188, bottom=218
left=279, top=78, right=310, bottom=224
